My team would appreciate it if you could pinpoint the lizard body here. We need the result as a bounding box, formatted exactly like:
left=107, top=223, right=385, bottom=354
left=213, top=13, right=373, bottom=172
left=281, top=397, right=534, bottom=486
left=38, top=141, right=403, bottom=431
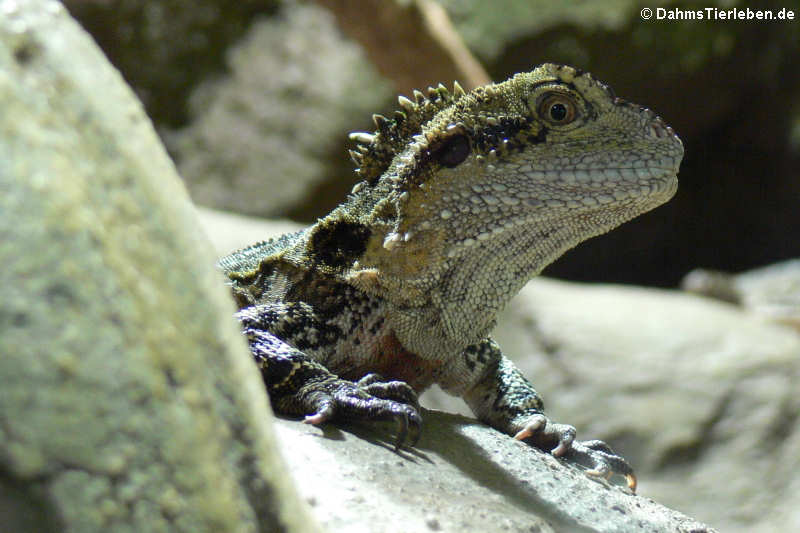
left=219, top=64, right=683, bottom=490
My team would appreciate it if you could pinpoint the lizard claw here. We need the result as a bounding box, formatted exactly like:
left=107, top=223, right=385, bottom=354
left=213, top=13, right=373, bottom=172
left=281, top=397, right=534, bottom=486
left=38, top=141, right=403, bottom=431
left=514, top=415, right=636, bottom=492
left=356, top=373, right=421, bottom=410
left=303, top=402, right=335, bottom=425
left=289, top=374, right=422, bottom=449
left=391, top=403, right=422, bottom=449
left=354, top=373, right=422, bottom=447
left=568, top=439, right=637, bottom=492
left=513, top=414, right=576, bottom=457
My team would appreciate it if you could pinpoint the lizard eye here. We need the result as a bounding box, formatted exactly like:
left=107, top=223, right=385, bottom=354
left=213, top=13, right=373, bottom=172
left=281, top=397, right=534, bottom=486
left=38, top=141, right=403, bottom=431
left=431, top=131, right=471, bottom=168
left=537, top=93, right=578, bottom=125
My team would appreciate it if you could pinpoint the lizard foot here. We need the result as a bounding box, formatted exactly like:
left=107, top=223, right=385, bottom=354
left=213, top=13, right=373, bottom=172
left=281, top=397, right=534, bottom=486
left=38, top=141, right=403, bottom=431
left=354, top=373, right=421, bottom=408
left=513, top=414, right=636, bottom=492
left=287, top=375, right=422, bottom=449
left=567, top=439, right=637, bottom=492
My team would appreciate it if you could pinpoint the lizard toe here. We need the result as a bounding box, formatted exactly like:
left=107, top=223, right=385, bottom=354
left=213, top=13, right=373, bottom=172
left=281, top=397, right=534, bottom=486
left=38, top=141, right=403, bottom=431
left=290, top=375, right=423, bottom=448
left=514, top=415, right=576, bottom=457
left=302, top=401, right=335, bottom=425
left=514, top=414, right=636, bottom=491
left=567, top=439, right=637, bottom=492
left=357, top=375, right=420, bottom=409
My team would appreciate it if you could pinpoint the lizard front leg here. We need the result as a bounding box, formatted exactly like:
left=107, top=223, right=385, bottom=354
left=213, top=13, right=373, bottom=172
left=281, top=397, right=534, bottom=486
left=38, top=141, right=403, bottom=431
left=451, top=338, right=637, bottom=491
left=237, top=303, right=421, bottom=447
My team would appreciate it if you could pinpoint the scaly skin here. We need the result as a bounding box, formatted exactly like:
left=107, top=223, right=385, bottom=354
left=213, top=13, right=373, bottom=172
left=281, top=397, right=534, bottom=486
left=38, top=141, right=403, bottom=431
left=219, top=64, right=683, bottom=492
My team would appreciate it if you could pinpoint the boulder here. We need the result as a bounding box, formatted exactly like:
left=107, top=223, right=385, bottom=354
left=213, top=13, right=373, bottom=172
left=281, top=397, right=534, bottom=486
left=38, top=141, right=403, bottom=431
left=0, top=2, right=316, bottom=531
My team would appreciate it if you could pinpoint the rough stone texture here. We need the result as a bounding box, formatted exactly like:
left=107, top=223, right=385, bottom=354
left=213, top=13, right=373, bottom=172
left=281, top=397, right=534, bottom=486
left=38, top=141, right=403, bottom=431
left=0, top=2, right=318, bottom=532
left=4, top=2, right=791, bottom=530
left=169, top=1, right=393, bottom=218
left=62, top=0, right=278, bottom=128
left=273, top=410, right=715, bottom=533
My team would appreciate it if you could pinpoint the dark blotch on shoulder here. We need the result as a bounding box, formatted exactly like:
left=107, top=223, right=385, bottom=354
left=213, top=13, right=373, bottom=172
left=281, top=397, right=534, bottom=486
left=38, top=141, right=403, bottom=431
left=309, top=218, right=371, bottom=268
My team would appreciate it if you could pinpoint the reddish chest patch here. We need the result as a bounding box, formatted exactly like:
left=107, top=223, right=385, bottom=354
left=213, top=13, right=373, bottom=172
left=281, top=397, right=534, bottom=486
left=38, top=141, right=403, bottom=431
left=342, top=331, right=442, bottom=392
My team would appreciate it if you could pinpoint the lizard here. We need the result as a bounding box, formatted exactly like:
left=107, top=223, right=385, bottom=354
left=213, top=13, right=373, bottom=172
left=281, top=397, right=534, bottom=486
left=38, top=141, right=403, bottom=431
left=219, top=63, right=683, bottom=492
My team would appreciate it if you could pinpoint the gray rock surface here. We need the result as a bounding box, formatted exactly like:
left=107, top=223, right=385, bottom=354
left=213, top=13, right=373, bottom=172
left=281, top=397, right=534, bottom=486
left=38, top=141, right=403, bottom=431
left=197, top=206, right=304, bottom=257
left=170, top=2, right=393, bottom=218
left=273, top=410, right=715, bottom=533
left=61, top=0, right=278, bottom=128
left=682, top=259, right=800, bottom=330
left=0, top=2, right=317, bottom=532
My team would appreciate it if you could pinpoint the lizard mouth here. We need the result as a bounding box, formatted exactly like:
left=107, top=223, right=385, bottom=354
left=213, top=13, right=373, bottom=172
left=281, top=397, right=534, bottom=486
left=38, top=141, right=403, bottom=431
left=439, top=159, right=680, bottom=260
left=514, top=163, right=679, bottom=208
left=539, top=155, right=681, bottom=183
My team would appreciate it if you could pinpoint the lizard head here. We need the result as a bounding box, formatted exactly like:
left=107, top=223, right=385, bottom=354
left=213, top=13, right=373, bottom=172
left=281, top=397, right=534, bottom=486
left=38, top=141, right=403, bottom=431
left=344, top=64, right=683, bottom=341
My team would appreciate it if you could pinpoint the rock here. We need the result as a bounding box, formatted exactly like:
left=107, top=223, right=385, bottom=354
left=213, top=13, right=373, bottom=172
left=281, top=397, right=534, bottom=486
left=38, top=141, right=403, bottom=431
left=61, top=0, right=279, bottom=128
left=273, top=410, right=716, bottom=533
left=197, top=206, right=304, bottom=257
left=0, top=2, right=786, bottom=531
left=0, top=2, right=317, bottom=532
left=169, top=2, right=393, bottom=218
left=682, top=259, right=800, bottom=330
